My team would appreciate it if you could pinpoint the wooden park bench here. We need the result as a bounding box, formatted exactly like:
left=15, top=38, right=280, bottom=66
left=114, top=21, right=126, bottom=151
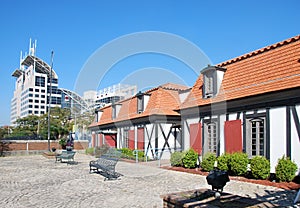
left=89, top=148, right=122, bottom=180
left=55, top=150, right=76, bottom=164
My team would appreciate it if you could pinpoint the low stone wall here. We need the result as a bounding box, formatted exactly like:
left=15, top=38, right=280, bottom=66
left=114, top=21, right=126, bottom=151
left=1, top=140, right=89, bottom=155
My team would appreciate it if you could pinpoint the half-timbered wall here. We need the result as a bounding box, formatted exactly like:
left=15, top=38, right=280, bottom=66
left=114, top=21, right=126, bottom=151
left=181, top=104, right=300, bottom=174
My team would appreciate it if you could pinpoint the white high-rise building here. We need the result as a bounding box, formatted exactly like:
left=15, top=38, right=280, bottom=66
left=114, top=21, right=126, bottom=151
left=83, top=84, right=137, bottom=109
left=10, top=40, right=61, bottom=125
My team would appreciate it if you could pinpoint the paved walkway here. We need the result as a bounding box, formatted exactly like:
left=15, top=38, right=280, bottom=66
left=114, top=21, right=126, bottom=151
left=0, top=153, right=298, bottom=207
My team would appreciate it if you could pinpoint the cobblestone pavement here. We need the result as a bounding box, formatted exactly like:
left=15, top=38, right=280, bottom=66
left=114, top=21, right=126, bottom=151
left=0, top=153, right=298, bottom=208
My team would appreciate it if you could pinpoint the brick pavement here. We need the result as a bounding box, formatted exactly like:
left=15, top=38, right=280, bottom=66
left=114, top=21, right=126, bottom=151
left=0, top=153, right=298, bottom=207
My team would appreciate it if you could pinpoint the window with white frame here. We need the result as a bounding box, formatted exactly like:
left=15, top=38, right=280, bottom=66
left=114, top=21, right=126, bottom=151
left=246, top=117, right=266, bottom=157
left=136, top=91, right=144, bottom=113
left=203, top=120, right=218, bottom=154
left=202, top=69, right=217, bottom=98
left=123, top=129, right=129, bottom=148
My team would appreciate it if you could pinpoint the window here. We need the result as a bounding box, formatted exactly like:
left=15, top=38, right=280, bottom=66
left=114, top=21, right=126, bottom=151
left=112, top=105, right=116, bottom=119
left=246, top=116, right=266, bottom=157
left=123, top=129, right=129, bottom=148
left=48, top=77, right=58, bottom=84
left=201, top=65, right=226, bottom=99
left=35, top=76, right=45, bottom=87
left=207, top=122, right=217, bottom=153
left=203, top=70, right=217, bottom=98
left=250, top=118, right=265, bottom=156
left=203, top=120, right=218, bottom=154
left=136, top=91, right=144, bottom=113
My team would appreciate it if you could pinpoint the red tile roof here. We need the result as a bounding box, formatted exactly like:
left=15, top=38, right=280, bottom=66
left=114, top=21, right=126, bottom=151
left=89, top=85, right=182, bottom=127
left=181, top=35, right=300, bottom=109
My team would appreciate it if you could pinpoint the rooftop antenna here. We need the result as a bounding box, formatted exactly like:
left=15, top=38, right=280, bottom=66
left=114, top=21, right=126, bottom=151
left=19, top=51, right=23, bottom=70
left=28, top=38, right=37, bottom=56
left=34, top=40, right=37, bottom=56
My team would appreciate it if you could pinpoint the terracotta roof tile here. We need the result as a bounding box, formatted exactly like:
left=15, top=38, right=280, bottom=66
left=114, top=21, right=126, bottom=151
left=181, top=35, right=300, bottom=109
left=92, top=85, right=182, bottom=127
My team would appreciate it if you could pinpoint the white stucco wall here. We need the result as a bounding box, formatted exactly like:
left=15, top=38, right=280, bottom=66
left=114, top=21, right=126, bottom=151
left=219, top=114, right=226, bottom=155
left=269, top=107, right=286, bottom=173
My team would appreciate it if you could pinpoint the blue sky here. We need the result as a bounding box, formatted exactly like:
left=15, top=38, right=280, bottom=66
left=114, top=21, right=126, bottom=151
left=0, top=0, right=299, bottom=126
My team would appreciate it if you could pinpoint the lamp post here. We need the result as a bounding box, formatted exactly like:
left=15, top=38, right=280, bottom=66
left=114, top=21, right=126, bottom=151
left=47, top=51, right=54, bottom=151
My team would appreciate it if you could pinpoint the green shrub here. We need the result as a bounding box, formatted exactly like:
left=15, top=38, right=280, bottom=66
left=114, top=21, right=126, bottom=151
left=229, top=152, right=248, bottom=176
left=182, top=148, right=198, bottom=169
left=201, top=152, right=217, bottom=172
left=85, top=147, right=94, bottom=155
left=275, top=156, right=298, bottom=182
left=170, top=151, right=184, bottom=167
left=217, top=153, right=231, bottom=171
left=119, top=148, right=146, bottom=161
left=120, top=148, right=134, bottom=159
left=250, top=156, right=270, bottom=180
left=85, top=145, right=111, bottom=157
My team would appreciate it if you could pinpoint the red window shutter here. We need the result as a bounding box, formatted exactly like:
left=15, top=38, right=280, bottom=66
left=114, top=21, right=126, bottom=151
left=91, top=134, right=95, bottom=147
left=190, top=123, right=202, bottom=154
left=105, top=134, right=116, bottom=147
left=98, top=134, right=103, bottom=147
left=224, top=120, right=242, bottom=153
left=137, top=128, right=144, bottom=150
left=128, top=130, right=135, bottom=150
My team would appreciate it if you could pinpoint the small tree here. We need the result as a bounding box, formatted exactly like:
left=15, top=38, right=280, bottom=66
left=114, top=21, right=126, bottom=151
left=170, top=151, right=184, bottom=167
left=182, top=148, right=198, bottom=169
left=217, top=153, right=231, bottom=171
left=250, top=155, right=270, bottom=180
left=201, top=152, right=217, bottom=172
left=229, top=152, right=248, bottom=176
left=275, top=156, right=298, bottom=182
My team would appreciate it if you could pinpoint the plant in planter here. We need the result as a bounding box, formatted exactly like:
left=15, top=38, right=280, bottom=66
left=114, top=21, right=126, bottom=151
left=58, top=138, right=67, bottom=149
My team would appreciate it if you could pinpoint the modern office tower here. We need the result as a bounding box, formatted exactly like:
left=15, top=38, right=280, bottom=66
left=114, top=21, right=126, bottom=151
left=10, top=40, right=61, bottom=125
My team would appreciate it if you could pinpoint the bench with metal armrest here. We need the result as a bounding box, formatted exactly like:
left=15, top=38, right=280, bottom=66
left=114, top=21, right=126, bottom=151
left=89, top=148, right=122, bottom=180
left=55, top=150, right=76, bottom=163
